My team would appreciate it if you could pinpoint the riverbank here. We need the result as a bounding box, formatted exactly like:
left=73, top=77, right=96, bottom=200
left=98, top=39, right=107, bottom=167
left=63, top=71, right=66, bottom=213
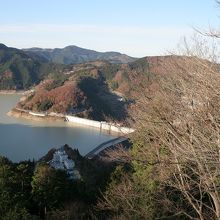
left=8, top=108, right=65, bottom=122
left=0, top=90, right=33, bottom=95
left=8, top=107, right=135, bottom=135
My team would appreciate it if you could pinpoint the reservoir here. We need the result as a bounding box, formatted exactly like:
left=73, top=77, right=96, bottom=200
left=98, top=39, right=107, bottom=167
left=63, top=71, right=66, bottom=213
left=0, top=94, right=116, bottom=162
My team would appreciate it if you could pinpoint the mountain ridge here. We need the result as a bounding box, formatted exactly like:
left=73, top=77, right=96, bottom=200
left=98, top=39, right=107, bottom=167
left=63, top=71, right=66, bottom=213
left=23, top=45, right=137, bottom=64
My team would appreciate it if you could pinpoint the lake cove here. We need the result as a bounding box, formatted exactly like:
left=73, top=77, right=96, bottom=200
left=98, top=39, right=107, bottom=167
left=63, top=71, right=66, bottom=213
left=0, top=94, right=116, bottom=162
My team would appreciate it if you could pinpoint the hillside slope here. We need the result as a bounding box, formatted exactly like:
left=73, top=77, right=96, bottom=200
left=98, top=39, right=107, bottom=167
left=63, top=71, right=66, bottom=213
left=10, top=53, right=215, bottom=122
left=0, top=44, right=67, bottom=90
left=17, top=63, right=128, bottom=122
left=16, top=56, right=195, bottom=122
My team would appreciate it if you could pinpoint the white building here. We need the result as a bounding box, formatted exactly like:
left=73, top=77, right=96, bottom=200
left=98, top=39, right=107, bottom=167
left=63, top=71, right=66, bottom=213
left=48, top=147, right=80, bottom=180
left=50, top=161, right=65, bottom=170
left=64, top=159, right=75, bottom=170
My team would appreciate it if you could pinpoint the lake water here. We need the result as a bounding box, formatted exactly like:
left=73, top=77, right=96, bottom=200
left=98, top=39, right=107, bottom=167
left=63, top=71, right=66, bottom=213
left=0, top=94, right=116, bottom=162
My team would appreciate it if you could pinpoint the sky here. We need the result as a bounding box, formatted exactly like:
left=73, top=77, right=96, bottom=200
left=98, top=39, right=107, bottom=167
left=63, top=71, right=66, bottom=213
left=0, top=0, right=219, bottom=57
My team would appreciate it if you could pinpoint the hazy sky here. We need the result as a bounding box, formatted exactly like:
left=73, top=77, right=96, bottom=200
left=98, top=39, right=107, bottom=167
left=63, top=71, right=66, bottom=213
left=0, top=0, right=219, bottom=57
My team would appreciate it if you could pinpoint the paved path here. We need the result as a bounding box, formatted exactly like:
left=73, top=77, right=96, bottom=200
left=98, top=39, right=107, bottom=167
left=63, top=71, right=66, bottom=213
left=85, top=137, right=127, bottom=159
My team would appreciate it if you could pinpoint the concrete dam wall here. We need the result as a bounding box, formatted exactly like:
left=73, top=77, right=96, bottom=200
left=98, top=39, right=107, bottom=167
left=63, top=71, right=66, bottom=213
left=65, top=115, right=134, bottom=134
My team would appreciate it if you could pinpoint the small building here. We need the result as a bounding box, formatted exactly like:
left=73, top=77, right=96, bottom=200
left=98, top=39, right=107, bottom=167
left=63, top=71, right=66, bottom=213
left=48, top=147, right=80, bottom=180
left=50, top=161, right=65, bottom=170
left=64, top=159, right=75, bottom=170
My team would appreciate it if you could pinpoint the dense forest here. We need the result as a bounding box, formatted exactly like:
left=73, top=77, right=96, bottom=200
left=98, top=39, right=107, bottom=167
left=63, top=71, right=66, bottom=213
left=0, top=145, right=116, bottom=220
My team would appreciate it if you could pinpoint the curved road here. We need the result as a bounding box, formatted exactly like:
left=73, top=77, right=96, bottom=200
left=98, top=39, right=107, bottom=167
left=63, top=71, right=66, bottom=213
left=85, top=137, right=127, bottom=159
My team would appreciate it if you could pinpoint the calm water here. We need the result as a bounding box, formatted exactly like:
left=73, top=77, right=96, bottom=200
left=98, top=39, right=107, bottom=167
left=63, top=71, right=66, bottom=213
left=0, top=94, right=116, bottom=162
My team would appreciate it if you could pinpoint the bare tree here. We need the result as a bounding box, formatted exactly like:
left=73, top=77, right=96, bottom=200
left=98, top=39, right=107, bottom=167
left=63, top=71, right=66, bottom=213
left=100, top=36, right=220, bottom=219
left=132, top=42, right=220, bottom=219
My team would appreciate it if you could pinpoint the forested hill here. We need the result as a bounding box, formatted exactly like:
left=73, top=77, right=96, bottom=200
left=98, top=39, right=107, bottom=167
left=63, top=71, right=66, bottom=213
left=2, top=43, right=214, bottom=123
left=17, top=56, right=202, bottom=122
left=23, top=45, right=137, bottom=65
left=0, top=44, right=66, bottom=90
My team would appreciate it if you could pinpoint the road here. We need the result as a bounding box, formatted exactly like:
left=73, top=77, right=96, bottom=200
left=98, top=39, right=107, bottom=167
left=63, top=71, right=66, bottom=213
left=85, top=137, right=127, bottom=159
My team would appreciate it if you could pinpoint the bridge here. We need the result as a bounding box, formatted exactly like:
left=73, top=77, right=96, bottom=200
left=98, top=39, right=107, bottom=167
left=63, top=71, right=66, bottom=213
left=85, top=137, right=128, bottom=159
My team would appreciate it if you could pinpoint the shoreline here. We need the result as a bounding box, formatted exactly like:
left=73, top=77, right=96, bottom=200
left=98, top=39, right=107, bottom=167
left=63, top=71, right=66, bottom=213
left=0, top=90, right=28, bottom=95
left=8, top=108, right=135, bottom=135
left=3, top=93, right=134, bottom=135
left=7, top=108, right=65, bottom=122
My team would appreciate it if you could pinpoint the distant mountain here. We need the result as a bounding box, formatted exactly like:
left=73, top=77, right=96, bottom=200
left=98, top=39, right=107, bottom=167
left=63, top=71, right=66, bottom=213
left=0, top=43, right=135, bottom=91
left=0, top=44, right=66, bottom=90
left=23, top=45, right=137, bottom=65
